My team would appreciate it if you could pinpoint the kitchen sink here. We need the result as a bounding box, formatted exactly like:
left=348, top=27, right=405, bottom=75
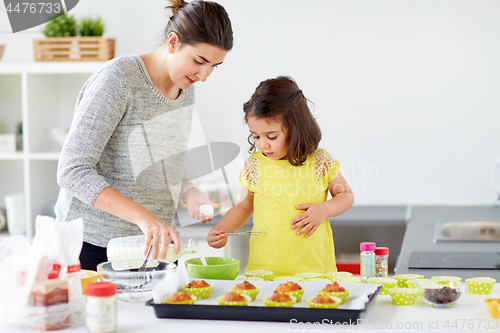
left=434, top=221, right=500, bottom=242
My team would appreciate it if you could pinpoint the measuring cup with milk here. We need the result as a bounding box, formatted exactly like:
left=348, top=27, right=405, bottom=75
left=106, top=235, right=207, bottom=265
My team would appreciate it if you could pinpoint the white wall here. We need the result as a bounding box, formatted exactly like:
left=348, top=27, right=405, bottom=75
left=1, top=0, right=499, bottom=206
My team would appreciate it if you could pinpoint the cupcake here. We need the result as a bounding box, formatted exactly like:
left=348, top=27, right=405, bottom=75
left=216, top=292, right=251, bottom=306
left=163, top=291, right=196, bottom=305
left=229, top=281, right=261, bottom=301
left=276, top=281, right=304, bottom=302
left=317, top=282, right=350, bottom=304
left=262, top=291, right=296, bottom=308
left=307, top=294, right=341, bottom=309
left=182, top=280, right=214, bottom=299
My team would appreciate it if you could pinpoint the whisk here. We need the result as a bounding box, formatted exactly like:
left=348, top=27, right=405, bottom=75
left=225, top=229, right=266, bottom=238
left=126, top=243, right=153, bottom=300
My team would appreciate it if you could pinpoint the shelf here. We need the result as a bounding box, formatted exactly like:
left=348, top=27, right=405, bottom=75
left=0, top=62, right=107, bottom=74
left=0, top=62, right=98, bottom=239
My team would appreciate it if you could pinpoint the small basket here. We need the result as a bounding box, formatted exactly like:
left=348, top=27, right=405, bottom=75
left=33, top=37, right=115, bottom=62
left=465, top=277, right=496, bottom=295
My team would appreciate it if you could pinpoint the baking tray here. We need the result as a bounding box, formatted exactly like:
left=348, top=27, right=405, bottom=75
left=146, top=280, right=382, bottom=323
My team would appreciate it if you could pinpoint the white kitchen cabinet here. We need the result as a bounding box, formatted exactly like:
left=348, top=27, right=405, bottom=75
left=0, top=62, right=105, bottom=239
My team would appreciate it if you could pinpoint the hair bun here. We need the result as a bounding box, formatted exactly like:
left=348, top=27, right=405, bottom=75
left=166, top=0, right=188, bottom=16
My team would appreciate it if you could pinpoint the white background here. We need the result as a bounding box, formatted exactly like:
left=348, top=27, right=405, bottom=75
left=1, top=0, right=499, bottom=206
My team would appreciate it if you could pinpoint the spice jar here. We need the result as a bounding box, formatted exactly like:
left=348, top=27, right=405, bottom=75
left=360, top=242, right=376, bottom=282
left=375, top=247, right=389, bottom=278
left=86, top=282, right=117, bottom=333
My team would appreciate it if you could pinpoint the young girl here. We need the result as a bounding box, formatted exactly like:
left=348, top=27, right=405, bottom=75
left=207, top=76, right=354, bottom=277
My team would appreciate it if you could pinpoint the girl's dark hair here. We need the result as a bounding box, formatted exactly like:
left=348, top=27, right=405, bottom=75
left=165, top=0, right=233, bottom=51
left=243, top=76, right=322, bottom=166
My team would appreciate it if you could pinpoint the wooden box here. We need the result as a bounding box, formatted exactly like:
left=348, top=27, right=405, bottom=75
left=33, top=37, right=115, bottom=62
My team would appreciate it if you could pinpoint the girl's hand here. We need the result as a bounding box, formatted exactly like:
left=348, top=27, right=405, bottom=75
left=183, top=187, right=220, bottom=223
left=136, top=216, right=180, bottom=260
left=207, top=229, right=227, bottom=248
left=290, top=203, right=328, bottom=238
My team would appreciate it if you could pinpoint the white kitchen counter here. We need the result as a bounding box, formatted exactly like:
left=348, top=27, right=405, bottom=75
left=4, top=284, right=498, bottom=333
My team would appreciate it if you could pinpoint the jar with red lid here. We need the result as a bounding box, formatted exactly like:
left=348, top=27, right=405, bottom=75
left=375, top=247, right=389, bottom=278
left=86, top=282, right=117, bottom=333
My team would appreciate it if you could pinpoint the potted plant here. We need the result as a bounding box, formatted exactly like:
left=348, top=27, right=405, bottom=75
left=79, top=16, right=106, bottom=37
left=42, top=14, right=77, bottom=37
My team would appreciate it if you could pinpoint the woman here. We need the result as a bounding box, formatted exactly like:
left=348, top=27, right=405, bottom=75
left=55, top=0, right=233, bottom=270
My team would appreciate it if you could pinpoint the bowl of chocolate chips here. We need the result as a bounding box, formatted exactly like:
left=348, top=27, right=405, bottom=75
left=417, top=280, right=466, bottom=308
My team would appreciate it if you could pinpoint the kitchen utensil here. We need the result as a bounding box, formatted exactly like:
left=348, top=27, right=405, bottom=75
left=185, top=257, right=240, bottom=280
left=225, top=229, right=265, bottom=237
left=126, top=243, right=153, bottom=300
left=97, top=259, right=176, bottom=303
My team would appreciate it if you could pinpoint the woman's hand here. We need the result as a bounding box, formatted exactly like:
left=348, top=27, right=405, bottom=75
left=206, top=229, right=227, bottom=248
left=183, top=187, right=220, bottom=223
left=290, top=203, right=328, bottom=238
left=136, top=215, right=180, bottom=261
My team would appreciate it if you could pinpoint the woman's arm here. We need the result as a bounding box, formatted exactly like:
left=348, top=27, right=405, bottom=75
left=290, top=172, right=354, bottom=237
left=206, top=188, right=254, bottom=248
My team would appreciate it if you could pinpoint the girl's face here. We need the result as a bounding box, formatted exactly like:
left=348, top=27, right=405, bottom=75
left=166, top=35, right=228, bottom=90
left=247, top=115, right=289, bottom=161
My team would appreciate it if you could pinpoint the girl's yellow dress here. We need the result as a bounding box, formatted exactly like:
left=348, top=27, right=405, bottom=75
left=239, top=148, right=340, bottom=277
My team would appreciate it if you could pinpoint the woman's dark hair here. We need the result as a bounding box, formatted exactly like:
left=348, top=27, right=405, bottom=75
left=243, top=76, right=322, bottom=166
left=165, top=0, right=233, bottom=51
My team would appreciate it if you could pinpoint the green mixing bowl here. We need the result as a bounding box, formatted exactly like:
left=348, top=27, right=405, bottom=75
left=185, top=257, right=240, bottom=280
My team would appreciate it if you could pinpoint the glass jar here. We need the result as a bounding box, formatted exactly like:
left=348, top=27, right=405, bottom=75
left=375, top=247, right=389, bottom=278
left=86, top=282, right=116, bottom=333
left=360, top=242, right=376, bottom=282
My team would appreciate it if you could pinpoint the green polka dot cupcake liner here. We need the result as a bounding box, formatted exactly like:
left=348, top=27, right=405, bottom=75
left=431, top=275, right=462, bottom=284
left=294, top=272, right=323, bottom=279
left=465, top=277, right=496, bottom=295
left=274, top=288, right=304, bottom=302
left=367, top=277, right=398, bottom=295
left=307, top=296, right=341, bottom=309
left=302, top=278, right=331, bottom=283
left=235, top=276, right=264, bottom=281
left=229, top=285, right=261, bottom=301
left=262, top=295, right=296, bottom=308
left=182, top=283, right=214, bottom=299
left=325, top=271, right=353, bottom=281
left=245, top=270, right=274, bottom=281
left=216, top=294, right=252, bottom=306
left=393, top=274, right=424, bottom=288
left=406, top=278, right=432, bottom=289
left=331, top=276, right=361, bottom=283
left=388, top=287, right=418, bottom=305
left=273, top=276, right=304, bottom=282
left=162, top=294, right=197, bottom=305
left=317, top=288, right=350, bottom=304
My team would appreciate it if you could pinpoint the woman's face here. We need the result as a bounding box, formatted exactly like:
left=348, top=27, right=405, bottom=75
left=167, top=38, right=228, bottom=90
left=247, top=115, right=289, bottom=161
